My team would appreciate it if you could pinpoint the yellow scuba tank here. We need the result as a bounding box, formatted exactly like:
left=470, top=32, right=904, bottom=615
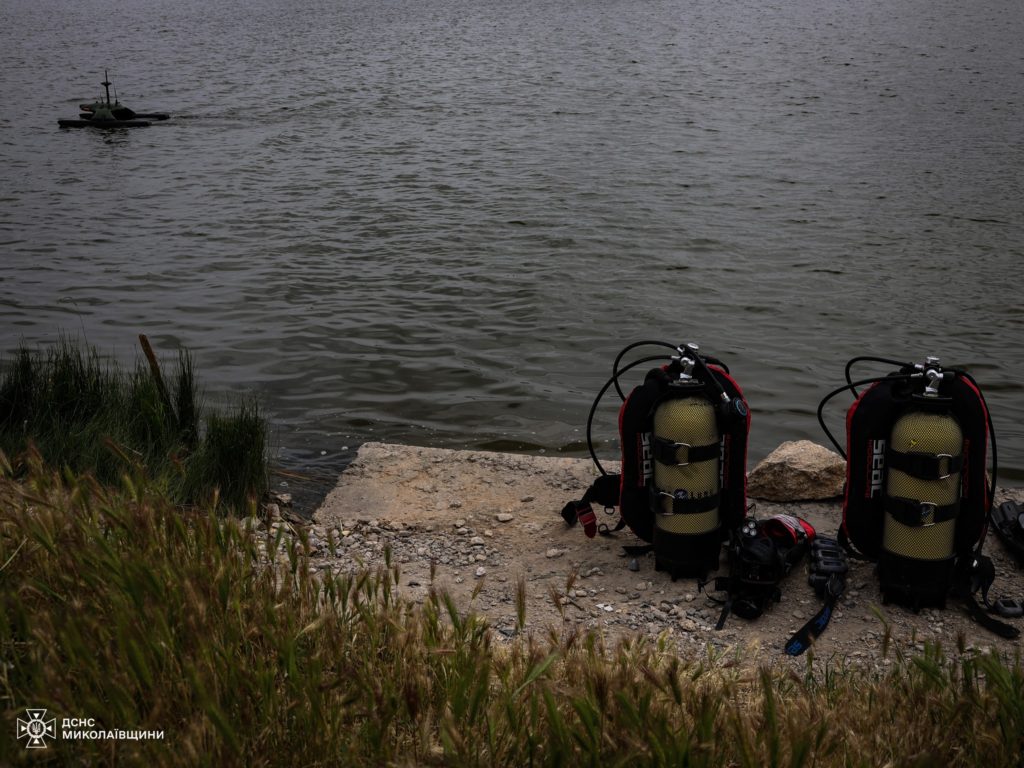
left=827, top=354, right=1012, bottom=628
left=562, top=340, right=748, bottom=580
left=878, top=359, right=964, bottom=605
left=653, top=396, right=720, bottom=537
left=649, top=344, right=740, bottom=578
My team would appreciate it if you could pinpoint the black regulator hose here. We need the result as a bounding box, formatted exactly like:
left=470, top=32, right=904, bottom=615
left=612, top=340, right=678, bottom=400
left=687, top=346, right=748, bottom=427
left=587, top=353, right=669, bottom=476
left=844, top=356, right=912, bottom=397
left=816, top=373, right=918, bottom=459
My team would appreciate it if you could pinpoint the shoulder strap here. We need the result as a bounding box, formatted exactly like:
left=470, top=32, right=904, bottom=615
left=837, top=525, right=872, bottom=561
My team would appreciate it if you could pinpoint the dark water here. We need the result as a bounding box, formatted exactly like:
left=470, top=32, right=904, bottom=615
left=2, top=0, right=1023, bottom=488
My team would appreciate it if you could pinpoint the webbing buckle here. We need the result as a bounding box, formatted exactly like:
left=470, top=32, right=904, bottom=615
left=656, top=490, right=678, bottom=515
left=920, top=501, right=938, bottom=526
left=668, top=442, right=693, bottom=466
left=936, top=454, right=954, bottom=480
left=656, top=489, right=695, bottom=515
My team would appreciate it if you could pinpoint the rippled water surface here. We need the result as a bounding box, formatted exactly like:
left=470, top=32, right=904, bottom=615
left=2, top=0, right=1023, bottom=484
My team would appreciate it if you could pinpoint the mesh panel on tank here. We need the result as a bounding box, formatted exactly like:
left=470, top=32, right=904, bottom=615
left=653, top=397, right=719, bottom=535
left=883, top=410, right=962, bottom=561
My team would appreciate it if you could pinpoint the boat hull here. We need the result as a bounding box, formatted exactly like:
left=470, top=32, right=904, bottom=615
left=58, top=118, right=151, bottom=128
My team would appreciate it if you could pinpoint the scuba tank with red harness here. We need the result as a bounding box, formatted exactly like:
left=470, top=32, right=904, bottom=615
left=818, top=355, right=1019, bottom=639
left=561, top=341, right=750, bottom=580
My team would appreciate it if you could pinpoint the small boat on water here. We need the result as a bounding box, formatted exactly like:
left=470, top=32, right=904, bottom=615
left=78, top=103, right=170, bottom=121
left=58, top=71, right=169, bottom=129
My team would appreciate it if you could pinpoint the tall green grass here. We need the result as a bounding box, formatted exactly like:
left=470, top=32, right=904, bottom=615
left=0, top=339, right=267, bottom=512
left=1, top=455, right=1022, bottom=766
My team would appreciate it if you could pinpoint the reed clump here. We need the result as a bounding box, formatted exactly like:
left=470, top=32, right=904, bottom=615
left=1, top=455, right=1022, bottom=766
left=0, top=338, right=267, bottom=513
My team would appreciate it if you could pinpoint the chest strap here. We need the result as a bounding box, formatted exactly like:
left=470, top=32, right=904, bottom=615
left=885, top=496, right=959, bottom=527
left=887, top=448, right=962, bottom=480
left=653, top=437, right=720, bottom=466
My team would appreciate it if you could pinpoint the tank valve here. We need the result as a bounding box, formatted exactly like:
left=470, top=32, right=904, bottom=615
left=923, top=356, right=943, bottom=397
left=675, top=343, right=698, bottom=380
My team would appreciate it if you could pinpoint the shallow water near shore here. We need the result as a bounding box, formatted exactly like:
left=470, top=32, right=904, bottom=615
left=2, top=0, right=1023, bottom=484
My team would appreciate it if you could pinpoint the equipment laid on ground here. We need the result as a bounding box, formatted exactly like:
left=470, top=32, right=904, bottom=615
left=785, top=535, right=849, bottom=655
left=992, top=500, right=1024, bottom=566
left=561, top=341, right=749, bottom=580
left=818, top=355, right=1018, bottom=639
left=702, top=513, right=815, bottom=628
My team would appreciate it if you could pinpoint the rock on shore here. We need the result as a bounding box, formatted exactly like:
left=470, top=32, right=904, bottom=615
left=747, top=440, right=846, bottom=501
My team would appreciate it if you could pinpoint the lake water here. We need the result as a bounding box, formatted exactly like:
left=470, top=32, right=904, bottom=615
left=2, top=0, right=1023, bottom=493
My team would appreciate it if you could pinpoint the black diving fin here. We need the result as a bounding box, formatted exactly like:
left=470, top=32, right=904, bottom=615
left=992, top=501, right=1024, bottom=566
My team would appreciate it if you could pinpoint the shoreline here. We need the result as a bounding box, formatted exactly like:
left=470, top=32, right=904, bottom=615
left=306, top=442, right=1024, bottom=667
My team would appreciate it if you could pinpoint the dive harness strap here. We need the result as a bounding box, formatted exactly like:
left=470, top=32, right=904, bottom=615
left=886, top=497, right=959, bottom=527
left=561, top=473, right=622, bottom=539
left=652, top=437, right=720, bottom=466
left=953, top=554, right=1020, bottom=640
left=886, top=448, right=962, bottom=480
left=837, top=526, right=871, bottom=561
left=561, top=472, right=721, bottom=540
left=655, top=491, right=721, bottom=516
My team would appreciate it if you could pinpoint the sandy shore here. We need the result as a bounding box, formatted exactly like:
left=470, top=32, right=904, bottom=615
left=308, top=442, right=1024, bottom=667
